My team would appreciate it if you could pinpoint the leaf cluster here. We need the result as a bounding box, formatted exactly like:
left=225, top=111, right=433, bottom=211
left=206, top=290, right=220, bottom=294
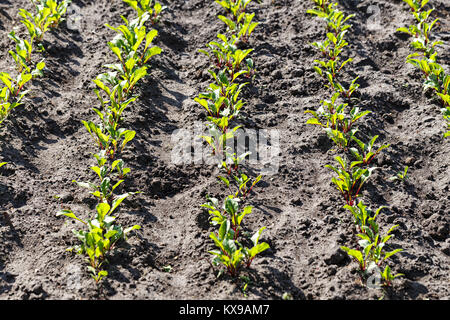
left=215, top=0, right=259, bottom=43
left=341, top=201, right=404, bottom=286
left=122, top=0, right=166, bottom=24
left=57, top=202, right=140, bottom=283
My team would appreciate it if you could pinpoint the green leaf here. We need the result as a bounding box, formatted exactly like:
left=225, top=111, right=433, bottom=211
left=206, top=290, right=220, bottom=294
left=56, top=209, right=86, bottom=225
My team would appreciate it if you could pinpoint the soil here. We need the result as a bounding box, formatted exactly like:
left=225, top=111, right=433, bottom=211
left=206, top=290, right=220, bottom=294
left=0, top=0, right=449, bottom=300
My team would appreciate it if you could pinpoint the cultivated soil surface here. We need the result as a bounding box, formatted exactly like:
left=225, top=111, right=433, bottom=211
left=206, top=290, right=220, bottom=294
left=0, top=0, right=449, bottom=300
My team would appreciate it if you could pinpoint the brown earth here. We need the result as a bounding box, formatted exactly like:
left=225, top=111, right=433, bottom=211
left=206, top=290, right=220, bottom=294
left=0, top=0, right=449, bottom=300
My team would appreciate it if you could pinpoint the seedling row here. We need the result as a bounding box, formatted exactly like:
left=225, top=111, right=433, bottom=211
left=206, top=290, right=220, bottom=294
left=56, top=0, right=165, bottom=283
left=196, top=0, right=269, bottom=292
left=398, top=0, right=450, bottom=138
left=306, top=0, right=405, bottom=288
left=0, top=0, right=71, bottom=158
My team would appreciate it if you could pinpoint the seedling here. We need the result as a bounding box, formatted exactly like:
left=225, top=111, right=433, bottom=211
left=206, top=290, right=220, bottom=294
left=341, top=221, right=403, bottom=285
left=8, top=31, right=34, bottom=72
left=19, top=7, right=51, bottom=43
left=307, top=0, right=335, bottom=16
left=350, top=135, right=390, bottom=166
left=344, top=201, right=385, bottom=234
left=18, top=0, right=71, bottom=45
left=305, top=93, right=369, bottom=150
left=82, top=119, right=136, bottom=160
left=8, top=31, right=46, bottom=76
left=231, top=173, right=261, bottom=199
left=216, top=0, right=259, bottom=43
left=209, top=220, right=269, bottom=277
left=106, top=13, right=162, bottom=71
left=162, top=265, right=173, bottom=273
left=401, top=0, right=430, bottom=12
left=389, top=166, right=409, bottom=182
left=0, top=71, right=38, bottom=125
left=57, top=202, right=140, bottom=283
left=381, top=265, right=404, bottom=287
left=202, top=195, right=252, bottom=239
left=122, top=0, right=166, bottom=24
left=308, top=3, right=354, bottom=34
left=216, top=0, right=254, bottom=20
left=200, top=34, right=255, bottom=78
left=195, top=71, right=247, bottom=122
left=33, top=0, right=72, bottom=28
left=0, top=71, right=32, bottom=99
left=341, top=198, right=403, bottom=286
left=326, top=156, right=376, bottom=206
left=73, top=152, right=137, bottom=205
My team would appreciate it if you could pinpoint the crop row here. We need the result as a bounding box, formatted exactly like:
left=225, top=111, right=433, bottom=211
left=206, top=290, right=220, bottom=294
left=56, top=0, right=165, bottom=283
left=195, top=0, right=269, bottom=293
left=0, top=0, right=71, bottom=169
left=306, top=0, right=404, bottom=289
left=398, top=0, right=450, bottom=138
left=0, top=0, right=71, bottom=126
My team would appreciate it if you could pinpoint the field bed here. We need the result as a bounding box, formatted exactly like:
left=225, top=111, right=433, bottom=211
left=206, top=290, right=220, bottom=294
left=0, top=0, right=449, bottom=300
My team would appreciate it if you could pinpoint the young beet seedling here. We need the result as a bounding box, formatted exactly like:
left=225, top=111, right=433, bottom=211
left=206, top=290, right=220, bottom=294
left=341, top=221, right=403, bottom=286
left=341, top=199, right=404, bottom=287
left=0, top=81, right=27, bottom=126
left=215, top=151, right=262, bottom=199
left=82, top=117, right=136, bottom=160
left=202, top=195, right=252, bottom=239
left=106, top=13, right=162, bottom=71
left=389, top=166, right=409, bottom=183
left=122, top=0, right=166, bottom=24
left=32, top=0, right=72, bottom=28
left=195, top=71, right=247, bottom=121
left=216, top=0, right=259, bottom=43
left=8, top=31, right=34, bottom=73
left=0, top=70, right=40, bottom=125
left=57, top=202, right=140, bottom=283
left=326, top=156, right=377, bottom=206
left=344, top=201, right=385, bottom=235
left=350, top=135, right=390, bottom=166
left=200, top=33, right=255, bottom=79
left=305, top=93, right=370, bottom=150
left=209, top=219, right=269, bottom=277
left=19, top=0, right=71, bottom=46
left=73, top=151, right=138, bottom=205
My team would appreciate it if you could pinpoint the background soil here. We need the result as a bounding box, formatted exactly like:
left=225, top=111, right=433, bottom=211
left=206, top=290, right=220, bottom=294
left=0, top=0, right=449, bottom=300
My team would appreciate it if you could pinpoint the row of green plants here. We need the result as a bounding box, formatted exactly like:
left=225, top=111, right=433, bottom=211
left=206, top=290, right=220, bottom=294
left=196, top=0, right=269, bottom=286
left=0, top=0, right=71, bottom=127
left=397, top=0, right=449, bottom=138
left=56, top=0, right=164, bottom=284
left=306, top=0, right=404, bottom=288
